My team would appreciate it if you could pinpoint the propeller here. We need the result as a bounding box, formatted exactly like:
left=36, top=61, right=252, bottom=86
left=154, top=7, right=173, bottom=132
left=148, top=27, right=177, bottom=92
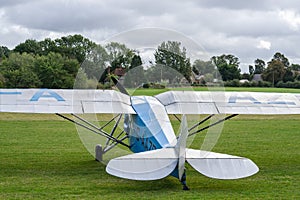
left=111, top=76, right=130, bottom=96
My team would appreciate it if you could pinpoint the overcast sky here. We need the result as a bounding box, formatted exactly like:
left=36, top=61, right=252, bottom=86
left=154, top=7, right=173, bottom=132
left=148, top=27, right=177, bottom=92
left=1, top=0, right=300, bottom=72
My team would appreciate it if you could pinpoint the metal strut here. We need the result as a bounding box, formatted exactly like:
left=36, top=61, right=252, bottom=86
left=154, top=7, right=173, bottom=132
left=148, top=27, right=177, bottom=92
left=188, top=114, right=238, bottom=137
left=56, top=113, right=130, bottom=150
left=188, top=114, right=215, bottom=132
left=173, top=114, right=181, bottom=122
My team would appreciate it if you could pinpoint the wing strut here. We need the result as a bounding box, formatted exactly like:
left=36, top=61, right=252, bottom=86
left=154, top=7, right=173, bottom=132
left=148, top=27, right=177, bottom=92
left=56, top=113, right=130, bottom=150
left=173, top=114, right=181, bottom=122
left=188, top=114, right=238, bottom=137
left=188, top=114, right=215, bottom=132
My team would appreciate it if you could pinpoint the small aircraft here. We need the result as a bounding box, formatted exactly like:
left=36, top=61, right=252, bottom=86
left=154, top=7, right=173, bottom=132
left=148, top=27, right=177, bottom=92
left=1, top=83, right=300, bottom=190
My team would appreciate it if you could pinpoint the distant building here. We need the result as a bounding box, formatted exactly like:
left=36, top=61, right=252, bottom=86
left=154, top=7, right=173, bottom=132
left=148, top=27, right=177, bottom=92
left=239, top=79, right=249, bottom=83
left=114, top=67, right=126, bottom=78
left=252, top=74, right=263, bottom=82
left=191, top=71, right=204, bottom=84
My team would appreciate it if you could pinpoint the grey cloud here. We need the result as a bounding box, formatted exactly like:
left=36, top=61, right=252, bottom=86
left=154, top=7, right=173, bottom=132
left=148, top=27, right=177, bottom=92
left=1, top=0, right=300, bottom=70
left=4, top=0, right=138, bottom=32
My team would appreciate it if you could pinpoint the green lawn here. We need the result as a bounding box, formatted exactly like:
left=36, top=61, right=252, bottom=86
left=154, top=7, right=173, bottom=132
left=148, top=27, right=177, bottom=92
left=1, top=88, right=300, bottom=199
left=131, top=87, right=300, bottom=96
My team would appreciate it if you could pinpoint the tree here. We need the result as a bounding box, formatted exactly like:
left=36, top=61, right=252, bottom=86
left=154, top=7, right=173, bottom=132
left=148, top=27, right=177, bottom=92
left=34, top=52, right=79, bottom=88
left=99, top=42, right=136, bottom=83
left=124, top=55, right=145, bottom=88
left=262, top=60, right=285, bottom=87
left=193, top=59, right=216, bottom=75
left=254, top=59, right=265, bottom=74
left=271, top=52, right=289, bottom=68
left=291, top=64, right=300, bottom=71
left=211, top=54, right=240, bottom=81
left=0, top=53, right=41, bottom=88
left=54, top=34, right=96, bottom=63
left=241, top=73, right=251, bottom=80
left=39, top=38, right=57, bottom=55
left=0, top=46, right=10, bottom=60
left=154, top=41, right=191, bottom=82
left=0, top=73, right=4, bottom=87
left=105, top=42, right=134, bottom=69
left=283, top=68, right=294, bottom=82
left=249, top=65, right=254, bottom=75
left=82, top=44, right=109, bottom=80
left=13, top=35, right=96, bottom=64
left=14, top=39, right=42, bottom=55
left=130, top=54, right=143, bottom=69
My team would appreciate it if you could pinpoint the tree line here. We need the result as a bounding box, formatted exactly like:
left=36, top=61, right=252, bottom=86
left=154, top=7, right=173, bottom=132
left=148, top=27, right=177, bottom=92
left=1, top=34, right=300, bottom=89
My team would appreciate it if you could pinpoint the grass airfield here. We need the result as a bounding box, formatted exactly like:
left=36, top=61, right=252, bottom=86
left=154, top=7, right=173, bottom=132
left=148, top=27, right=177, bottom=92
left=1, top=88, right=300, bottom=199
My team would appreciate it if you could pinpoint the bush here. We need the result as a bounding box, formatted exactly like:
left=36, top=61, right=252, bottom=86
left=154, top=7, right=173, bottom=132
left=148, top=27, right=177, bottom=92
left=224, top=79, right=240, bottom=87
left=276, top=81, right=300, bottom=89
left=249, top=81, right=258, bottom=87
left=257, top=81, right=271, bottom=87
left=240, top=81, right=250, bottom=87
left=142, top=82, right=165, bottom=89
left=142, top=83, right=150, bottom=88
left=97, top=82, right=114, bottom=89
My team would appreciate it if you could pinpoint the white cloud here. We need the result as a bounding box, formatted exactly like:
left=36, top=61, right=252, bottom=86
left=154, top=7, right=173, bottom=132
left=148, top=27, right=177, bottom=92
left=257, top=40, right=271, bottom=50
left=1, top=0, right=300, bottom=66
left=279, top=10, right=300, bottom=31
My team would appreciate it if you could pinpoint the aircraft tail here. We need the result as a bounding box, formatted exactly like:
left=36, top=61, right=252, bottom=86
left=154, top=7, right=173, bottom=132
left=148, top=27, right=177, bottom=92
left=106, top=114, right=258, bottom=181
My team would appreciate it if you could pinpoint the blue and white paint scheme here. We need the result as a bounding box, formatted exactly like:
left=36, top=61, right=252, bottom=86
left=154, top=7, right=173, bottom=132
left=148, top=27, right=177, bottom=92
left=1, top=88, right=300, bottom=189
left=128, top=96, right=176, bottom=153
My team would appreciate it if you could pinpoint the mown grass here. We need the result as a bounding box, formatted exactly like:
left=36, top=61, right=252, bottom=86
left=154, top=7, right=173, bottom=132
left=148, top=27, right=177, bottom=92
left=1, top=88, right=300, bottom=199
left=131, top=87, right=300, bottom=96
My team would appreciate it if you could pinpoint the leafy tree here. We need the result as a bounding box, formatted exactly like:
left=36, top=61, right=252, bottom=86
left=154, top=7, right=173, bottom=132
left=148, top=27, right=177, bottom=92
left=54, top=34, right=96, bottom=63
left=154, top=41, right=191, bottom=82
left=249, top=65, right=254, bottom=75
left=14, top=39, right=42, bottom=55
left=271, top=52, right=289, bottom=68
left=39, top=38, right=57, bottom=55
left=130, top=54, right=143, bottom=69
left=254, top=59, right=265, bottom=74
left=105, top=42, right=134, bottom=69
left=283, top=68, right=294, bottom=82
left=97, top=42, right=136, bottom=83
left=83, top=44, right=109, bottom=80
left=193, top=60, right=216, bottom=75
left=262, top=60, right=285, bottom=87
left=0, top=73, right=5, bottom=87
left=0, top=46, right=10, bottom=60
left=0, top=53, right=41, bottom=88
left=241, top=73, right=251, bottom=80
left=211, top=54, right=240, bottom=81
left=34, top=52, right=79, bottom=88
left=291, top=64, right=300, bottom=71
left=124, top=55, right=145, bottom=88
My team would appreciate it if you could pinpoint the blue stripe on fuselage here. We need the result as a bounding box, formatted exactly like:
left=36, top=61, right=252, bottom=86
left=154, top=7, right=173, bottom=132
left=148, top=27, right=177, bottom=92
left=127, top=96, right=174, bottom=153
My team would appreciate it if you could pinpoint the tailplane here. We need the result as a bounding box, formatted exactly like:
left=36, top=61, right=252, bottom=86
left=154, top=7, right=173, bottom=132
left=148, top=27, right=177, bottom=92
left=106, top=114, right=259, bottom=182
left=106, top=148, right=177, bottom=180
left=186, top=148, right=259, bottom=179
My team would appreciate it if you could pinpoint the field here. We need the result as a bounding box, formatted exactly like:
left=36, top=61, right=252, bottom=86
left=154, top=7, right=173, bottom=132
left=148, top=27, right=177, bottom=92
left=1, top=88, right=300, bottom=199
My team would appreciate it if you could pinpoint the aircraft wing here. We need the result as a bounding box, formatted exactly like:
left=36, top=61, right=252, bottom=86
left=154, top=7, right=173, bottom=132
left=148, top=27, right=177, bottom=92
left=0, top=89, right=136, bottom=114
left=155, top=91, right=300, bottom=115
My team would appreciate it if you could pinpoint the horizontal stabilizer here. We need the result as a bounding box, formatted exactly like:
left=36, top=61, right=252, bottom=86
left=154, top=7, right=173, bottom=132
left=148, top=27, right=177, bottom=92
left=106, top=148, right=178, bottom=180
left=186, top=149, right=259, bottom=179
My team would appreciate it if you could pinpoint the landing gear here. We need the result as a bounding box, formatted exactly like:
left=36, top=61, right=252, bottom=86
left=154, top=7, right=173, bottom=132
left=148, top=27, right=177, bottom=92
left=180, top=171, right=190, bottom=190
